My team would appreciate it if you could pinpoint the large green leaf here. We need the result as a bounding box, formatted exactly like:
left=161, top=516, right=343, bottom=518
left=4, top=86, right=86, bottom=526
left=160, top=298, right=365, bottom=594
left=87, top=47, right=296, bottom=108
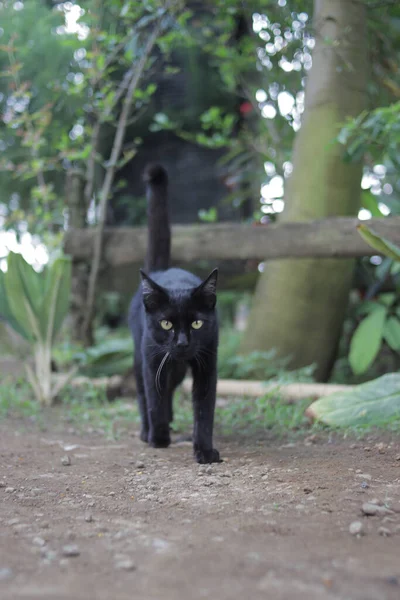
left=306, top=373, right=400, bottom=426
left=349, top=305, right=386, bottom=374
left=0, top=269, right=30, bottom=340
left=357, top=224, right=400, bottom=262
left=41, top=255, right=72, bottom=344
left=4, top=253, right=43, bottom=342
left=384, top=316, right=400, bottom=352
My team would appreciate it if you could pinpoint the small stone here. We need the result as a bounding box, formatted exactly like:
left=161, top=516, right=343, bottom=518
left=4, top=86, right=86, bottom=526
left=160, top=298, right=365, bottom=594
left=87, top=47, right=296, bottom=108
left=5, top=487, right=15, bottom=493
left=115, top=559, right=136, bottom=571
left=362, top=502, right=393, bottom=516
left=135, top=461, right=145, bottom=469
left=33, top=537, right=46, bottom=547
left=0, top=481, right=6, bottom=488
left=61, top=455, right=71, bottom=466
left=356, top=473, right=372, bottom=481
left=349, top=521, right=364, bottom=536
left=7, top=518, right=20, bottom=526
left=84, top=512, right=93, bottom=523
left=109, top=491, right=115, bottom=497
left=378, top=526, right=391, bottom=537
left=361, top=482, right=369, bottom=489
left=396, top=455, right=400, bottom=461
left=62, top=544, right=80, bottom=557
left=364, top=447, right=371, bottom=452
left=205, top=466, right=213, bottom=475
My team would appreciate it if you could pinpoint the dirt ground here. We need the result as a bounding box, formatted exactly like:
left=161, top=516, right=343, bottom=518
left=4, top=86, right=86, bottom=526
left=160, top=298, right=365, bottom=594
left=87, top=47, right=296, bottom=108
left=1, top=417, right=400, bottom=600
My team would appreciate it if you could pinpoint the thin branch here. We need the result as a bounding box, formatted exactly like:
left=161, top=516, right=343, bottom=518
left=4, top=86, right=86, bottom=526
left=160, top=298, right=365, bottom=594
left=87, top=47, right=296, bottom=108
left=84, top=121, right=101, bottom=210
left=82, top=22, right=163, bottom=343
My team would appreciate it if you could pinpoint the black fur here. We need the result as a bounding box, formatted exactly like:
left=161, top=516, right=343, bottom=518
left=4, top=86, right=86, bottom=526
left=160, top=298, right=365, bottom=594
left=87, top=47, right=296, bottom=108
left=129, top=165, right=220, bottom=464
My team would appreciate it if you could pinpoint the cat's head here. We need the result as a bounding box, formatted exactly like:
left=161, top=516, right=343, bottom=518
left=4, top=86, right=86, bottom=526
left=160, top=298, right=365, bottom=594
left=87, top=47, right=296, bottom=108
left=140, top=269, right=218, bottom=360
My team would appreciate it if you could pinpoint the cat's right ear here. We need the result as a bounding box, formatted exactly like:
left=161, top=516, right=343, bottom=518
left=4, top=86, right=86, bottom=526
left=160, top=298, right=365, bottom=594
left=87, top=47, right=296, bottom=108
left=140, top=270, right=168, bottom=311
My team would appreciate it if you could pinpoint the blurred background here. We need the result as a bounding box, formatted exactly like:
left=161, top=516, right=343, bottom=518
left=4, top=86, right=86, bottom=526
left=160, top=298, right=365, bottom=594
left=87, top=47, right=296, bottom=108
left=1, top=0, right=400, bottom=402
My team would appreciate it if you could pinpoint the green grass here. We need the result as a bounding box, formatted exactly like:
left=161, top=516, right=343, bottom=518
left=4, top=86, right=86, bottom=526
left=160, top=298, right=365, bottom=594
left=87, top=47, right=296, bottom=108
left=2, top=376, right=400, bottom=442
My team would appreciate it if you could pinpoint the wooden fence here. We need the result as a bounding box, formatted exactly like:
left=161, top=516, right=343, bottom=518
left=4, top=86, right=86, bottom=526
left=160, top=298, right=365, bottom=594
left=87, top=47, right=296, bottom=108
left=64, top=217, right=400, bottom=265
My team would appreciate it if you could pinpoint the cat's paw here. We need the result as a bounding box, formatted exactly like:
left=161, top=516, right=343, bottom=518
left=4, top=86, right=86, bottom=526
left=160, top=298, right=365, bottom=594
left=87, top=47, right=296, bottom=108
left=148, top=426, right=171, bottom=448
left=194, top=448, right=222, bottom=464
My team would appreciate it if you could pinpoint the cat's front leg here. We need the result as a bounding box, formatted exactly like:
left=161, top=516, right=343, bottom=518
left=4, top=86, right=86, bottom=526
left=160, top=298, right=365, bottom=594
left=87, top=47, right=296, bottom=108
left=191, top=357, right=221, bottom=464
left=143, top=355, right=171, bottom=448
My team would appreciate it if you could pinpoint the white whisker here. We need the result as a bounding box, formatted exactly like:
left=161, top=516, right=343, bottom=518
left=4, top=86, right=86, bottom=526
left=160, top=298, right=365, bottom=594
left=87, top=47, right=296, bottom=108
left=155, top=352, right=170, bottom=397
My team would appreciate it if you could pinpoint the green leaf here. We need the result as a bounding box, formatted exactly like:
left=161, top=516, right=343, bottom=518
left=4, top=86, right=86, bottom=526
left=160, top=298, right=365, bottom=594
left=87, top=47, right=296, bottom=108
left=41, top=255, right=72, bottom=345
left=4, top=252, right=43, bottom=342
left=361, top=191, right=383, bottom=217
left=383, top=317, right=400, bottom=352
left=357, top=225, right=400, bottom=262
left=306, top=373, right=400, bottom=427
left=0, top=269, right=29, bottom=340
left=349, top=306, right=386, bottom=374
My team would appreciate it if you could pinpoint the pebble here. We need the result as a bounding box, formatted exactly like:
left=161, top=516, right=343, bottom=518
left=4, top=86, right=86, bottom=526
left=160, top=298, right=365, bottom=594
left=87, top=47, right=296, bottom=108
left=361, top=502, right=393, bottom=516
left=61, top=455, right=71, bottom=466
left=33, top=537, right=46, bottom=547
left=62, top=544, right=80, bottom=557
left=205, top=466, right=213, bottom=475
left=84, top=512, right=93, bottom=523
left=0, top=482, right=6, bottom=488
left=135, top=461, right=145, bottom=469
left=396, top=455, right=400, bottom=461
left=5, top=487, right=15, bottom=493
left=115, top=559, right=136, bottom=571
left=7, top=518, right=20, bottom=526
left=349, top=521, right=364, bottom=536
left=378, top=526, right=391, bottom=537
left=356, top=473, right=372, bottom=481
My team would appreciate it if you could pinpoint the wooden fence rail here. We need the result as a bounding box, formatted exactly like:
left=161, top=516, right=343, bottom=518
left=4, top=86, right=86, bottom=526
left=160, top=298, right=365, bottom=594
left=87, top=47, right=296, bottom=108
left=64, top=217, right=400, bottom=264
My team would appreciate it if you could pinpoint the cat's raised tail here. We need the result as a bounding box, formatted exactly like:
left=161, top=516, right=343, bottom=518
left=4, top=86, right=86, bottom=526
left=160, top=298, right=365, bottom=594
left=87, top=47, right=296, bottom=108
left=143, top=163, right=171, bottom=273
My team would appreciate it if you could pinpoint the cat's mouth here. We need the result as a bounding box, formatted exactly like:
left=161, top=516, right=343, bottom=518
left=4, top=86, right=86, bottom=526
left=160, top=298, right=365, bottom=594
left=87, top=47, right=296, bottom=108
left=171, top=348, right=194, bottom=361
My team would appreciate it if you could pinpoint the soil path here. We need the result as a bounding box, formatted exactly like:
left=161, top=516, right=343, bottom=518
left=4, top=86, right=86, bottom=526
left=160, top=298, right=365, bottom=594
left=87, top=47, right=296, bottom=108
left=1, top=420, right=400, bottom=600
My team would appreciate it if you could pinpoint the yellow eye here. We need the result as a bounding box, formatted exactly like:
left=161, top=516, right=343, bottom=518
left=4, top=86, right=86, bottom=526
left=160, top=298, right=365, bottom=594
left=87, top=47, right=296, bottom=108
left=191, top=320, right=204, bottom=330
left=160, top=320, right=173, bottom=331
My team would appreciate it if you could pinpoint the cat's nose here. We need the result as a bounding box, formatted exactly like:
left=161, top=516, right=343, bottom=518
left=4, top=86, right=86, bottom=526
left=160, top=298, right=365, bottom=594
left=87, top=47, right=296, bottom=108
left=176, top=333, right=189, bottom=348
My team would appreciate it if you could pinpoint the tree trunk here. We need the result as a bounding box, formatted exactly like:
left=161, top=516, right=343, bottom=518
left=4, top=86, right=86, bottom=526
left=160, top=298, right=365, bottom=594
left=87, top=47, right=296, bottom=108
left=240, top=0, right=368, bottom=381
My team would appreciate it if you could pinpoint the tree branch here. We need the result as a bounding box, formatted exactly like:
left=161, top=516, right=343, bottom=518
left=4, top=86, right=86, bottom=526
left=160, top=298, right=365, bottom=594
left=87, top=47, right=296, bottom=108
left=82, top=22, right=163, bottom=344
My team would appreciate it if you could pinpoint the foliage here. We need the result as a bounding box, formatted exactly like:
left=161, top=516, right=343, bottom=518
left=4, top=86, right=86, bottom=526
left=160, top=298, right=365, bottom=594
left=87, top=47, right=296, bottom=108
left=217, top=328, right=315, bottom=381
left=76, top=337, right=133, bottom=377
left=0, top=251, right=73, bottom=405
left=306, top=373, right=400, bottom=427
left=0, top=0, right=186, bottom=235
left=348, top=225, right=400, bottom=375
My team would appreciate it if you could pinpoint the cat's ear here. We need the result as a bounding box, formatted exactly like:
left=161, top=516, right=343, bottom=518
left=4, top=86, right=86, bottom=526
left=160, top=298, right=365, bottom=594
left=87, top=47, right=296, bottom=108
left=140, top=270, right=168, bottom=311
left=192, top=268, right=218, bottom=309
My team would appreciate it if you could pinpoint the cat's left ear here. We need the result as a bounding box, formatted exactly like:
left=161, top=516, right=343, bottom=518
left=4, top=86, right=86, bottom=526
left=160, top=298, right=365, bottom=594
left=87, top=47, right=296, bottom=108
left=192, top=268, right=218, bottom=309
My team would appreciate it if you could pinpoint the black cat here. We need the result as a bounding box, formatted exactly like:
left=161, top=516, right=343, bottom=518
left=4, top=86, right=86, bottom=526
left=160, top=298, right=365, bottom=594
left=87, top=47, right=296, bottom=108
left=129, top=164, right=221, bottom=464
